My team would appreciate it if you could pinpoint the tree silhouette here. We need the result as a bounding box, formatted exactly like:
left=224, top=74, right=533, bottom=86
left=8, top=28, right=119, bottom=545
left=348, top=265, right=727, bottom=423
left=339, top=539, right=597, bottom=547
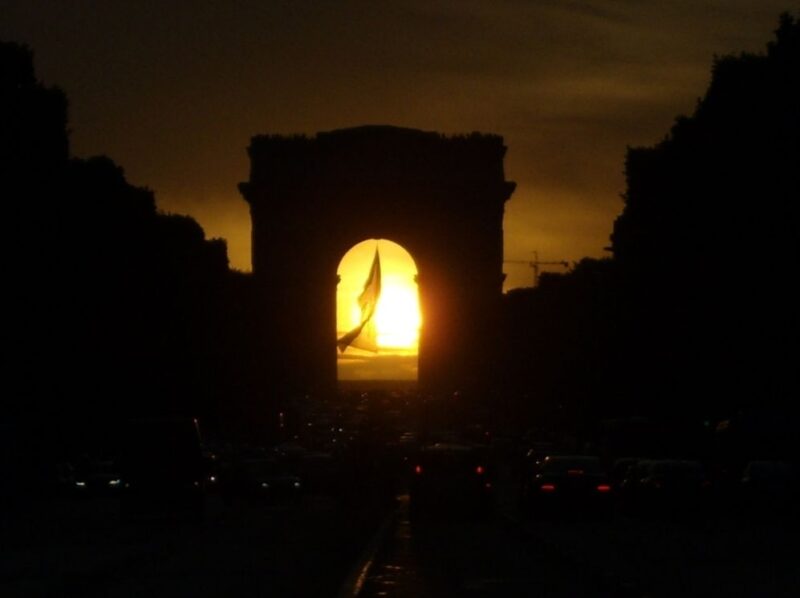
left=2, top=42, right=260, bottom=494
left=500, top=14, right=798, bottom=457
left=610, top=13, right=799, bottom=417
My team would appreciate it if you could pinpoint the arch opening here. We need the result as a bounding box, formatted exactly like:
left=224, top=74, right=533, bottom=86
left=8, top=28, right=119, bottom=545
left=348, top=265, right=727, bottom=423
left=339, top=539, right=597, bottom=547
left=336, top=239, right=420, bottom=382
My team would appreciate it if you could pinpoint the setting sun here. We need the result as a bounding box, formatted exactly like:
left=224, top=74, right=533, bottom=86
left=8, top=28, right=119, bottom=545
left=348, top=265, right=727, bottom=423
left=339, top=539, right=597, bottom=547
left=374, top=277, right=421, bottom=349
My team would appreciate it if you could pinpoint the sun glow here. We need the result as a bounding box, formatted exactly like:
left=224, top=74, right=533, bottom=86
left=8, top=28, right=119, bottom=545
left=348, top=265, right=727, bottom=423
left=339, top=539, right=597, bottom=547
left=338, top=240, right=420, bottom=352
left=374, top=276, right=421, bottom=349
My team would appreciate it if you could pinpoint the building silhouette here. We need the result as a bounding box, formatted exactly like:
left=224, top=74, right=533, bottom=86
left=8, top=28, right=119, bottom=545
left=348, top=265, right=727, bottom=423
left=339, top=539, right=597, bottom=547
left=240, top=126, right=515, bottom=395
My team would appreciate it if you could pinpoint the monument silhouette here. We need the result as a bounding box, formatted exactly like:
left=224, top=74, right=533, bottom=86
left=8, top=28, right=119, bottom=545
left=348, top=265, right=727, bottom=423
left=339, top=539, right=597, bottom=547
left=240, top=126, right=516, bottom=395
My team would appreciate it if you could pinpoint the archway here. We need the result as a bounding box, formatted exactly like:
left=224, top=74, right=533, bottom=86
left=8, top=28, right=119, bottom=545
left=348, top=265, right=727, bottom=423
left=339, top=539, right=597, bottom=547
left=336, top=239, right=420, bottom=382
left=240, top=125, right=515, bottom=395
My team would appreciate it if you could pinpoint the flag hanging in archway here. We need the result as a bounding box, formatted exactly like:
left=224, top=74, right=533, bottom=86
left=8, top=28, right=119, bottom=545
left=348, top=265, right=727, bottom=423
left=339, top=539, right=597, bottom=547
left=337, top=248, right=381, bottom=353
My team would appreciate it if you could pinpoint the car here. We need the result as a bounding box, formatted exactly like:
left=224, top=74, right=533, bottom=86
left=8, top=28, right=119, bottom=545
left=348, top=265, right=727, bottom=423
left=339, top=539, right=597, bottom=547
left=521, top=455, right=612, bottom=516
left=740, top=460, right=798, bottom=516
left=222, top=457, right=303, bottom=504
left=634, top=459, right=711, bottom=515
left=72, top=457, right=123, bottom=495
left=610, top=457, right=641, bottom=489
left=616, top=458, right=652, bottom=513
left=119, top=417, right=207, bottom=521
left=408, top=443, right=493, bottom=519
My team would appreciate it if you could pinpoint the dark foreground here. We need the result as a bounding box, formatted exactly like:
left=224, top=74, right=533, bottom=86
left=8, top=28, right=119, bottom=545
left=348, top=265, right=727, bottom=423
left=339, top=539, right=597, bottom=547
left=357, top=498, right=798, bottom=598
left=3, top=476, right=798, bottom=598
left=2, top=493, right=387, bottom=598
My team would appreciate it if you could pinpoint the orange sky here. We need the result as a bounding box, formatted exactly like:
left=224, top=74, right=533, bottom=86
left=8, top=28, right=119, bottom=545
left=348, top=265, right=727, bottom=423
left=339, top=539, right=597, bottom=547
left=2, top=1, right=791, bottom=289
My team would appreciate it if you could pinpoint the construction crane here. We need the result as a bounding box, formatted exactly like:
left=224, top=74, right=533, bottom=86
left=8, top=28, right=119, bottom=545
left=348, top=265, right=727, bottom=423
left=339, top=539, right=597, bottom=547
left=504, top=251, right=570, bottom=287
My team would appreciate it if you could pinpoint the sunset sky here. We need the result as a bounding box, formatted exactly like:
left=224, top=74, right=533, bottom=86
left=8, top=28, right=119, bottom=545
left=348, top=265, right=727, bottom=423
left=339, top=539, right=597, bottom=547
left=2, top=1, right=791, bottom=289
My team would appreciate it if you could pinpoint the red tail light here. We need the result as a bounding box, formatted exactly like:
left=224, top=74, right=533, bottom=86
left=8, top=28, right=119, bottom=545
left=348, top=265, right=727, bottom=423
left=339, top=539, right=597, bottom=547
left=596, top=484, right=611, bottom=493
left=476, top=465, right=485, bottom=475
left=414, top=465, right=423, bottom=474
left=540, top=483, right=556, bottom=492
